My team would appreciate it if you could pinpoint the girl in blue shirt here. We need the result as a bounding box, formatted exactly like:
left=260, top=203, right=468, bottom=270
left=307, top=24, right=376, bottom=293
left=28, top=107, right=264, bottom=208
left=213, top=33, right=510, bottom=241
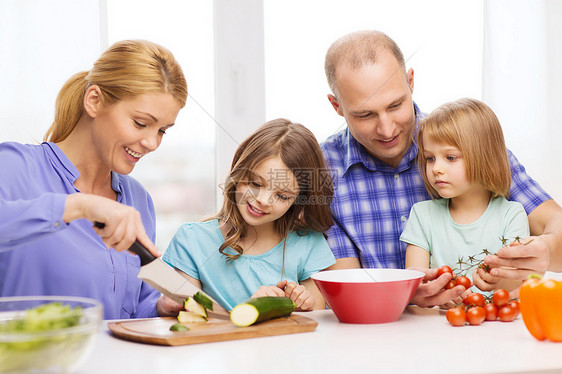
left=164, top=119, right=336, bottom=311
left=401, top=98, right=529, bottom=307
left=0, top=40, right=187, bottom=319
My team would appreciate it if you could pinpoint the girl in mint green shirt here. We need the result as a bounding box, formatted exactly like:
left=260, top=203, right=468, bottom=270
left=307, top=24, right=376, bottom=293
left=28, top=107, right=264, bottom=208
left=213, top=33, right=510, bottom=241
left=164, top=119, right=335, bottom=311
left=401, top=98, right=529, bottom=308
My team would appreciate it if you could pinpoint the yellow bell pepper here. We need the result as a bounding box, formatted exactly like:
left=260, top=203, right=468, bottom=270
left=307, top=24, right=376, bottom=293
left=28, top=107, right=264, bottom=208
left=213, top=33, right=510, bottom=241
left=519, top=275, right=562, bottom=342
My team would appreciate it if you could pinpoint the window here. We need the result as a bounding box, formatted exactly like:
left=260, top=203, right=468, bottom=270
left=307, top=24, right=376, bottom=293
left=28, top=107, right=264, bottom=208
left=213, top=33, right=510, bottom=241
left=6, top=0, right=560, bottom=247
left=107, top=0, right=217, bottom=249
left=263, top=0, right=484, bottom=143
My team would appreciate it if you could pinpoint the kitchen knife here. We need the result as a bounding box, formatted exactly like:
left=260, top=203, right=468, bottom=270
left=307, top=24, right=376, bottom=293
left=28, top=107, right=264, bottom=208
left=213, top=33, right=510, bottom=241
left=94, top=222, right=225, bottom=312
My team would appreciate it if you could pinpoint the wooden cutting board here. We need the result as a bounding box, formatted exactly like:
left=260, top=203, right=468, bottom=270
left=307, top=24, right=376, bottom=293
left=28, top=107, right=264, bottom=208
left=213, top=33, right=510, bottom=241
left=108, top=313, right=317, bottom=346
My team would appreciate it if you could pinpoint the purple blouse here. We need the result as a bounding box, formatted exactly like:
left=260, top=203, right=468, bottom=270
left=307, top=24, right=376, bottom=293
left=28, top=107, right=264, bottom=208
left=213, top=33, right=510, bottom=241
left=0, top=142, right=160, bottom=319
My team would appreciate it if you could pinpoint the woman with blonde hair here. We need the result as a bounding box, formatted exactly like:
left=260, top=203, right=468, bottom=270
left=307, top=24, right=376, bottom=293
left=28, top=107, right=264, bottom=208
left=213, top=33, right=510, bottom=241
left=401, top=98, right=530, bottom=308
left=0, top=40, right=187, bottom=319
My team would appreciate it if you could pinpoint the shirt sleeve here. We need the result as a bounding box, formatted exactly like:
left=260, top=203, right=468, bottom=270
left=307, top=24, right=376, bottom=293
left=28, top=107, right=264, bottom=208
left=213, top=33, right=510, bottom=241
left=399, top=203, right=431, bottom=252
left=0, top=193, right=69, bottom=248
left=0, top=143, right=70, bottom=248
left=325, top=219, right=360, bottom=259
left=508, top=149, right=551, bottom=214
left=299, top=231, right=336, bottom=281
left=502, top=202, right=531, bottom=242
left=162, top=224, right=200, bottom=280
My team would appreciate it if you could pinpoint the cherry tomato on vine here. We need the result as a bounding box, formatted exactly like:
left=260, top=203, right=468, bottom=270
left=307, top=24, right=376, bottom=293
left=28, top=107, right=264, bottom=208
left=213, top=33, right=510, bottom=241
left=466, top=306, right=486, bottom=325
left=444, top=280, right=456, bottom=290
left=446, top=306, right=466, bottom=326
left=484, top=303, right=498, bottom=321
left=478, top=263, right=491, bottom=272
left=455, top=276, right=472, bottom=289
left=493, top=289, right=510, bottom=308
left=463, top=293, right=486, bottom=307
left=498, top=305, right=517, bottom=322
left=437, top=265, right=453, bottom=277
left=508, top=300, right=520, bottom=317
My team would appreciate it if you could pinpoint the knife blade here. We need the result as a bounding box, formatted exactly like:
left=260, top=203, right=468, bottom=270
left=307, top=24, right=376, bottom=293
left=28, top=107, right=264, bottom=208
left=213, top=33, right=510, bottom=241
left=94, top=222, right=225, bottom=312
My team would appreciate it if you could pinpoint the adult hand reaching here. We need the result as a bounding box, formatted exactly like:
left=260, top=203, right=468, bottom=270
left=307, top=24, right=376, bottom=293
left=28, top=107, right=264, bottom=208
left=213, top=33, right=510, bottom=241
left=484, top=238, right=548, bottom=280
left=408, top=266, right=465, bottom=308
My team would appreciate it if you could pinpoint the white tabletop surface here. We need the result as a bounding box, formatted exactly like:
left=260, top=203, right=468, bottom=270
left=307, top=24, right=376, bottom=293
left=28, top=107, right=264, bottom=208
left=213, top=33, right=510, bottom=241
left=75, top=306, right=562, bottom=374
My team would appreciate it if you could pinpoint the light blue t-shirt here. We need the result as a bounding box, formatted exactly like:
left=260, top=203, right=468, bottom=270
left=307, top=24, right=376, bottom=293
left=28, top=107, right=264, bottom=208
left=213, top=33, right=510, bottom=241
left=163, top=219, right=336, bottom=310
left=400, top=197, right=530, bottom=290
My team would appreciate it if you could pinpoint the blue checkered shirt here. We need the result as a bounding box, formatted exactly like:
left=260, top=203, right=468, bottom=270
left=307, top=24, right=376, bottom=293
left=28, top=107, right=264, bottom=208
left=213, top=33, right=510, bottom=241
left=321, top=103, right=551, bottom=269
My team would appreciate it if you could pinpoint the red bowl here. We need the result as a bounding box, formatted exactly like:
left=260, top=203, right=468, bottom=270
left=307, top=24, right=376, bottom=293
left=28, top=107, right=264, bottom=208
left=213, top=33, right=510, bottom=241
left=311, top=268, right=424, bottom=324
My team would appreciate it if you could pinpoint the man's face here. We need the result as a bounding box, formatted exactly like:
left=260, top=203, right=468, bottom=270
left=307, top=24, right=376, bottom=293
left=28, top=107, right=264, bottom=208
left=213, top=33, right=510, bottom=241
left=329, top=51, right=416, bottom=168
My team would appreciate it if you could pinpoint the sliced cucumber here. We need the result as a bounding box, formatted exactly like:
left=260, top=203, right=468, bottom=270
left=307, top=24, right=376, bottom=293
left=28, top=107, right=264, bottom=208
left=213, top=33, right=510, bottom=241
left=193, top=291, right=213, bottom=311
left=184, top=297, right=207, bottom=318
left=177, top=311, right=207, bottom=323
left=230, top=297, right=295, bottom=327
left=169, top=323, right=190, bottom=332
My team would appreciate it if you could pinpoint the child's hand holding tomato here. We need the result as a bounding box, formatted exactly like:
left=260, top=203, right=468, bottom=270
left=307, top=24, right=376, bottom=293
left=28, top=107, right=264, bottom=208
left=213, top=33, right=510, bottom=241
left=407, top=266, right=465, bottom=308
left=472, top=267, right=501, bottom=292
left=473, top=264, right=524, bottom=296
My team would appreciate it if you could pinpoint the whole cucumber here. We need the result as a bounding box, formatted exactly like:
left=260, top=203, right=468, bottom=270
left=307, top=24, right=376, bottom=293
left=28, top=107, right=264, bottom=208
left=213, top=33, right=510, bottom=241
left=230, top=297, right=295, bottom=327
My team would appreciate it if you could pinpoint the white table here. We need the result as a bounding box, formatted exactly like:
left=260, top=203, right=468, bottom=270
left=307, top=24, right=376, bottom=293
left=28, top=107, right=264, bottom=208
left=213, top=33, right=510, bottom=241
left=77, top=307, right=562, bottom=374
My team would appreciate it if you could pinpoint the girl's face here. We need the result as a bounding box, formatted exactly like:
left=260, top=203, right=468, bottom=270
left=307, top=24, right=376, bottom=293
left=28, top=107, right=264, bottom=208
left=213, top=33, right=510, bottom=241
left=235, top=155, right=300, bottom=232
left=93, top=92, right=181, bottom=175
left=422, top=135, right=479, bottom=199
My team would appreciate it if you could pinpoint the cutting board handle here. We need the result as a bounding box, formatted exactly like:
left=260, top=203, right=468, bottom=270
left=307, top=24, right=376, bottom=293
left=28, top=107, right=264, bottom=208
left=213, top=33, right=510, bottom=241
left=94, top=221, right=156, bottom=266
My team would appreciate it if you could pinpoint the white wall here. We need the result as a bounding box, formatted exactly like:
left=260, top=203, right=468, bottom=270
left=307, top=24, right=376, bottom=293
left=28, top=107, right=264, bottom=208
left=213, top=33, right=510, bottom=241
left=483, top=0, right=562, bottom=203
left=105, top=0, right=217, bottom=248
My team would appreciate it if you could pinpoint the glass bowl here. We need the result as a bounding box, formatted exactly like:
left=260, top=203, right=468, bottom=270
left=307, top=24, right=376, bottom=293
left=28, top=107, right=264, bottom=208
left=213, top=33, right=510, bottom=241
left=0, top=296, right=102, bottom=373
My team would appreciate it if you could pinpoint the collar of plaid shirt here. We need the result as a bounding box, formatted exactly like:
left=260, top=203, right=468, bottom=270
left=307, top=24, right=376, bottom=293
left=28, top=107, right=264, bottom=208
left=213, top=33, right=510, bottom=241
left=340, top=102, right=425, bottom=175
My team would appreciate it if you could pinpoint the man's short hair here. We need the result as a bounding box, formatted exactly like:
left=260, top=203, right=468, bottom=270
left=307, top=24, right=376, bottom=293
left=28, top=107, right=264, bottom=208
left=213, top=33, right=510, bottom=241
left=325, top=30, right=406, bottom=97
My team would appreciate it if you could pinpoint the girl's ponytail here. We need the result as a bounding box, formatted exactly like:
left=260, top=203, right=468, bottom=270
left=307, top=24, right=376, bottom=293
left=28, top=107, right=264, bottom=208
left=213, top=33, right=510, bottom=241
left=43, top=71, right=89, bottom=143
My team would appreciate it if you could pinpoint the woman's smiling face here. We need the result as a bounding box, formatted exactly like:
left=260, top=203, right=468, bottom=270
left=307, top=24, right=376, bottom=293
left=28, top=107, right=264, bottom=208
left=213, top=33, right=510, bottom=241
left=92, top=92, right=181, bottom=175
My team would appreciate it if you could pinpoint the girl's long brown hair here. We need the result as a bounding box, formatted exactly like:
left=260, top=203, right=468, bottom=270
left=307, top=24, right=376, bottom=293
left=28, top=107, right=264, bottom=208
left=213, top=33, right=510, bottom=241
left=213, top=118, right=334, bottom=262
left=44, top=40, right=187, bottom=142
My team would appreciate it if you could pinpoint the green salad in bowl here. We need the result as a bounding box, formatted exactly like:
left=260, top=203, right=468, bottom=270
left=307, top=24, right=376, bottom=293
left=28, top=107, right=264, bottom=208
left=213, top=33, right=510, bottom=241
left=0, top=296, right=102, bottom=373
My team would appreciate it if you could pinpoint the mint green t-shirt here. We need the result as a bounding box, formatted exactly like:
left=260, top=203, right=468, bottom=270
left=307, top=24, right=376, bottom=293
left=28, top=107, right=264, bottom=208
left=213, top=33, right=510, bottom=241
left=399, top=197, right=529, bottom=288
left=163, top=219, right=336, bottom=311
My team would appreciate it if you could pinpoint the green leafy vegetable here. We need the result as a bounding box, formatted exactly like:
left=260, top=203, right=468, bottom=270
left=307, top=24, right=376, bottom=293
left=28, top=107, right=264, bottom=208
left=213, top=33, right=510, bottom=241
left=0, top=302, right=93, bottom=372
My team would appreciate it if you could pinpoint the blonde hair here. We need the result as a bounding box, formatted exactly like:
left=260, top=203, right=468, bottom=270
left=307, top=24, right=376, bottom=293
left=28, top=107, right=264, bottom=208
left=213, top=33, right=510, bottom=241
left=325, top=30, right=406, bottom=97
left=213, top=119, right=334, bottom=262
left=418, top=98, right=511, bottom=199
left=44, top=40, right=187, bottom=142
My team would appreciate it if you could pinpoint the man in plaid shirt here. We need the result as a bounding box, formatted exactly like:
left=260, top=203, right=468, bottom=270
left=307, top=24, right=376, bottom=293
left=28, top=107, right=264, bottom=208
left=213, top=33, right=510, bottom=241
left=321, top=30, right=562, bottom=307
